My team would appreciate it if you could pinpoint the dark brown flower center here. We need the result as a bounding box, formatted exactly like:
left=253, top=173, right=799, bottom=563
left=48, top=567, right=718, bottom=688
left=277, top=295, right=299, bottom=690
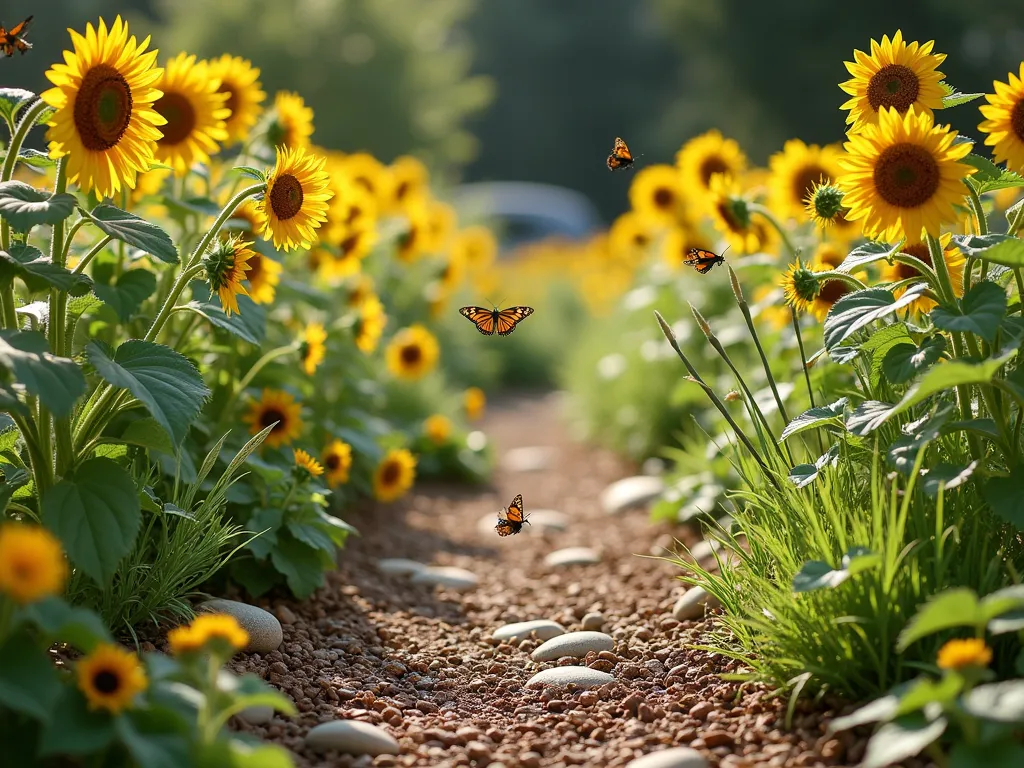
left=395, top=180, right=410, bottom=201
left=716, top=201, right=744, bottom=232
left=220, top=84, right=239, bottom=117
left=154, top=91, right=196, bottom=146
left=793, top=166, right=828, bottom=206
left=260, top=407, right=286, bottom=431
left=817, top=279, right=851, bottom=305
left=873, top=143, right=940, bottom=208
left=632, top=232, right=649, bottom=247
left=400, top=226, right=418, bottom=252
left=653, top=187, right=675, bottom=210
left=73, top=64, right=133, bottom=151
left=246, top=253, right=264, bottom=283
left=340, top=234, right=359, bottom=256
left=1012, top=99, right=1024, bottom=143
left=896, top=242, right=933, bottom=280
left=325, top=454, right=340, bottom=470
left=345, top=203, right=364, bottom=226
left=92, top=670, right=121, bottom=694
left=699, top=156, right=730, bottom=186
left=380, top=460, right=401, bottom=485
left=867, top=64, right=920, bottom=113
left=400, top=343, right=422, bottom=365
left=270, top=174, right=304, bottom=220
left=817, top=247, right=844, bottom=269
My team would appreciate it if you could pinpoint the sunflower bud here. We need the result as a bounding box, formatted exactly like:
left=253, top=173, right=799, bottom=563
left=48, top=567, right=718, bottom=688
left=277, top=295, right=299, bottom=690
left=781, top=260, right=821, bottom=313
left=203, top=235, right=253, bottom=316
left=804, top=181, right=847, bottom=226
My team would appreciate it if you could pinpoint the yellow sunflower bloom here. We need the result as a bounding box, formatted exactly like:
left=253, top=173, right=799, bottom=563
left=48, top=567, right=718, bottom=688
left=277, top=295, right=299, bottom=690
left=338, top=182, right=379, bottom=234
left=437, top=249, right=467, bottom=294
left=768, top=140, right=844, bottom=221
left=343, top=152, right=391, bottom=209
left=0, top=524, right=68, bottom=604
left=347, top=275, right=375, bottom=309
left=355, top=295, right=387, bottom=354
left=811, top=241, right=846, bottom=270
left=809, top=275, right=860, bottom=322
left=840, top=30, right=947, bottom=131
left=979, top=63, right=1024, bottom=174
left=780, top=260, right=820, bottom=315
left=373, top=448, right=417, bottom=503
left=453, top=226, right=497, bottom=273
left=661, top=225, right=716, bottom=270
left=464, top=387, right=486, bottom=422
left=882, top=232, right=964, bottom=314
left=77, top=644, right=147, bottom=713
left=42, top=15, right=166, bottom=198
left=152, top=53, right=229, bottom=175
left=425, top=199, right=458, bottom=254
left=386, top=324, right=440, bottom=380
left=396, top=203, right=433, bottom=263
left=937, top=638, right=992, bottom=670
left=676, top=129, right=748, bottom=203
left=321, top=439, right=353, bottom=488
left=258, top=146, right=333, bottom=252
left=204, top=236, right=253, bottom=317
left=751, top=286, right=790, bottom=331
left=267, top=91, right=314, bottom=150
left=424, top=414, right=452, bottom=446
left=629, top=164, right=689, bottom=225
left=387, top=155, right=430, bottom=212
left=708, top=173, right=774, bottom=254
left=837, top=107, right=975, bottom=242
left=299, top=322, right=327, bottom=375
left=243, top=388, right=303, bottom=448
left=609, top=211, right=659, bottom=262
left=293, top=448, right=324, bottom=478
left=208, top=54, right=265, bottom=145
left=167, top=613, right=249, bottom=656
left=315, top=227, right=378, bottom=281
left=243, top=251, right=283, bottom=305
left=131, top=167, right=170, bottom=203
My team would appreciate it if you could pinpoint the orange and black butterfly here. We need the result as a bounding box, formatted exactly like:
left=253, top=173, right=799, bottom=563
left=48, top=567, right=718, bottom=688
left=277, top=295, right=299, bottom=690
left=495, top=494, right=530, bottom=536
left=459, top=305, right=534, bottom=336
left=0, top=16, right=33, bottom=57
left=683, top=246, right=728, bottom=274
left=606, top=137, right=635, bottom=171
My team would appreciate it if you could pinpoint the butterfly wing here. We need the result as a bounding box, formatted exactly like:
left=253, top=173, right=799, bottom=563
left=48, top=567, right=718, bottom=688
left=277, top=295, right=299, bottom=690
left=8, top=17, right=32, bottom=37
left=607, top=137, right=635, bottom=171
left=495, top=306, right=534, bottom=336
left=459, top=306, right=496, bottom=335
left=505, top=494, right=525, bottom=523
left=13, top=38, right=30, bottom=53
left=495, top=519, right=520, bottom=537
left=683, top=248, right=725, bottom=274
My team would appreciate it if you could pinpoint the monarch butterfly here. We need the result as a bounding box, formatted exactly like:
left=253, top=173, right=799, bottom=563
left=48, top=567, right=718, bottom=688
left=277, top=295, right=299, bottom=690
left=0, top=16, right=32, bottom=57
left=683, top=246, right=728, bottom=274
left=495, top=494, right=530, bottom=536
left=606, top=137, right=635, bottom=171
left=459, top=305, right=535, bottom=336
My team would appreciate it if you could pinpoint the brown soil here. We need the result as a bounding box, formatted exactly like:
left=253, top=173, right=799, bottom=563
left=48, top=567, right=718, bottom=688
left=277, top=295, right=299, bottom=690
left=229, top=392, right=860, bottom=768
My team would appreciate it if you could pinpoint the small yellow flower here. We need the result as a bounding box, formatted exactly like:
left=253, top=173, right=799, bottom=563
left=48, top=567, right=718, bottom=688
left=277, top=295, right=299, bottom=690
left=464, top=387, right=486, bottom=422
left=77, top=644, right=148, bottom=713
left=937, top=638, right=992, bottom=670
left=373, top=448, right=417, bottom=502
left=321, top=439, right=353, bottom=488
left=387, top=155, right=430, bottom=212
left=315, top=227, right=378, bottom=281
left=629, top=165, right=689, bottom=225
left=343, top=152, right=391, bottom=208
left=396, top=203, right=433, bottom=263
left=609, top=212, right=658, bottom=261
left=243, top=251, right=283, bottom=305
left=208, top=54, right=265, bottom=145
left=0, top=524, right=68, bottom=604
left=293, top=448, right=324, bottom=478
left=676, top=129, right=748, bottom=205
left=243, top=388, right=304, bottom=449
left=355, top=295, right=387, bottom=354
left=708, top=174, right=774, bottom=254
left=152, top=53, right=229, bottom=176
left=267, top=91, right=314, bottom=150
left=259, top=146, right=333, bottom=252
left=424, top=414, right=452, bottom=446
left=979, top=62, right=1024, bottom=175
left=167, top=614, right=249, bottom=656
left=299, top=322, right=327, bottom=375
left=386, top=324, right=440, bottom=380
left=453, top=226, right=497, bottom=273
left=204, top=236, right=253, bottom=317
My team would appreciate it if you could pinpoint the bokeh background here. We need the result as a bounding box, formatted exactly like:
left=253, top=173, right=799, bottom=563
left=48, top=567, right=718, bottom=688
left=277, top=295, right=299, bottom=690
left=4, top=0, right=1023, bottom=225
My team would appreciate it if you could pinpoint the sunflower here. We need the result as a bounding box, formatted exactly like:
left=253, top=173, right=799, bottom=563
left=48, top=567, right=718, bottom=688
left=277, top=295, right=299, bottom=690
left=609, top=211, right=659, bottom=262
left=979, top=63, right=1024, bottom=174
left=339, top=182, right=379, bottom=234
left=355, top=295, right=387, bottom=354
left=131, top=167, right=171, bottom=203
left=809, top=276, right=858, bottom=322
left=805, top=181, right=864, bottom=247
left=661, top=225, right=716, bottom=270
left=387, top=155, right=429, bottom=212
left=77, top=644, right=147, bottom=713
left=258, top=146, right=333, bottom=252
left=208, top=55, right=265, bottom=145
left=751, top=286, right=790, bottom=331
left=837, top=107, right=974, bottom=242
left=937, top=638, right=992, bottom=671
left=151, top=53, right=229, bottom=175
left=438, top=249, right=467, bottom=294
left=708, top=173, right=773, bottom=254
left=425, top=199, right=458, bottom=254
left=42, top=16, right=166, bottom=198
left=373, top=448, right=417, bottom=502
left=811, top=242, right=846, bottom=270
left=347, top=274, right=376, bottom=309
left=0, top=524, right=68, bottom=604
left=396, top=203, right=433, bottom=263
left=343, top=152, right=391, bottom=208
left=167, top=614, right=249, bottom=656
left=780, top=260, right=820, bottom=314
left=452, top=226, right=497, bottom=273
left=768, top=140, right=843, bottom=221
left=203, top=236, right=253, bottom=316
left=840, top=30, right=947, bottom=131
left=243, top=251, right=282, bottom=305
left=629, top=165, right=689, bottom=225
left=386, top=324, right=440, bottom=380
left=424, top=414, right=452, bottom=446
left=243, top=388, right=303, bottom=448
left=293, top=448, right=325, bottom=478
left=316, top=227, right=378, bottom=281
left=321, top=439, right=353, bottom=488
left=297, top=322, right=327, bottom=376
left=882, top=232, right=964, bottom=314
left=267, top=91, right=314, bottom=150
left=464, top=387, right=486, bottom=422
left=676, top=130, right=748, bottom=202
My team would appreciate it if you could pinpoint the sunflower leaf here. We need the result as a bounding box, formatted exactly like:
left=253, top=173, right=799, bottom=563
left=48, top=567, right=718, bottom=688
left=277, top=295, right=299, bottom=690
left=930, top=281, right=1007, bottom=343
left=93, top=269, right=157, bottom=323
left=823, top=285, right=928, bottom=351
left=0, top=330, right=86, bottom=417
left=985, top=467, right=1024, bottom=528
left=0, top=181, right=77, bottom=232
left=0, top=243, right=94, bottom=296
left=233, top=165, right=266, bottom=182
left=0, top=149, right=56, bottom=171
left=941, top=90, right=985, bottom=108
left=963, top=154, right=1002, bottom=183
left=972, top=168, right=1024, bottom=195
left=952, top=235, right=1024, bottom=267
left=185, top=280, right=266, bottom=345
left=921, top=460, right=978, bottom=498
left=881, top=336, right=946, bottom=385
left=839, top=240, right=902, bottom=273
left=780, top=397, right=848, bottom=441
left=86, top=204, right=179, bottom=264
left=0, top=88, right=36, bottom=129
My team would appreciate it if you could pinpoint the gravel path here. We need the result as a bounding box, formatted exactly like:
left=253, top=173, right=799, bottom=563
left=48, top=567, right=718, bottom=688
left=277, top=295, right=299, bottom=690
left=229, top=392, right=856, bottom=768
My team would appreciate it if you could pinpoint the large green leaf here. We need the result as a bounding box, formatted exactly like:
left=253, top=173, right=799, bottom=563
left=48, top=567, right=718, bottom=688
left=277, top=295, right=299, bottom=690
left=0, top=630, right=62, bottom=721
left=897, top=588, right=981, bottom=650
left=780, top=397, right=847, bottom=441
left=115, top=711, right=191, bottom=768
left=87, top=204, right=178, bottom=264
left=881, top=336, right=946, bottom=385
left=0, top=88, right=36, bottom=129
left=87, top=340, right=209, bottom=445
left=839, top=240, right=902, bottom=273
left=920, top=460, right=978, bottom=497
left=953, top=234, right=1024, bottom=267
left=186, top=280, right=266, bottom=345
left=0, top=181, right=77, bottom=232
left=985, top=467, right=1024, bottom=528
left=0, top=243, right=93, bottom=296
left=950, top=742, right=1024, bottom=768
left=117, top=417, right=176, bottom=455
left=269, top=532, right=328, bottom=598
left=38, top=687, right=115, bottom=756
left=931, top=281, right=1007, bottom=343
left=93, top=269, right=157, bottom=322
left=41, top=457, right=141, bottom=585
left=863, top=716, right=947, bottom=768
left=824, top=286, right=928, bottom=351
left=942, top=90, right=985, bottom=108
left=0, top=329, right=86, bottom=417
left=25, top=597, right=111, bottom=652
left=963, top=153, right=1002, bottom=181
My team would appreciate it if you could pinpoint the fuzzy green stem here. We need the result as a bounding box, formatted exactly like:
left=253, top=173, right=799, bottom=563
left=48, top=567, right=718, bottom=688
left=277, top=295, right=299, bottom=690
left=812, top=270, right=869, bottom=291
left=1008, top=200, right=1024, bottom=236
left=791, top=308, right=816, bottom=410
left=928, top=234, right=957, bottom=306
left=891, top=254, right=942, bottom=293
left=70, top=235, right=113, bottom=275
left=729, top=266, right=790, bottom=423
left=46, top=158, right=71, bottom=477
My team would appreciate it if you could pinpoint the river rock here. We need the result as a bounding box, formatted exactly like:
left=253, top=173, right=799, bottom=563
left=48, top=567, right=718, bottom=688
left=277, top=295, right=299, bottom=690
left=238, top=705, right=275, bottom=725
left=197, top=598, right=282, bottom=653
left=531, top=631, right=614, bottom=662
left=410, top=566, right=479, bottom=591
left=527, top=509, right=570, bottom=532
left=672, top=587, right=719, bottom=621
left=581, top=612, right=605, bottom=631
left=526, top=666, right=614, bottom=689
left=600, top=476, right=665, bottom=514
left=503, top=446, right=555, bottom=473
left=305, top=720, right=400, bottom=755
left=377, top=558, right=427, bottom=576
left=544, top=547, right=601, bottom=567
left=492, top=620, right=566, bottom=643
left=625, top=747, right=709, bottom=768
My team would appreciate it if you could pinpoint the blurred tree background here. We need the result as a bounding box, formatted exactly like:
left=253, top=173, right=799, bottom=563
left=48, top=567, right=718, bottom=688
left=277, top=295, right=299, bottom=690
left=3, top=0, right=1023, bottom=220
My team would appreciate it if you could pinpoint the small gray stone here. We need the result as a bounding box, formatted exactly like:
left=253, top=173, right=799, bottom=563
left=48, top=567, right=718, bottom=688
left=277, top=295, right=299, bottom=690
left=305, top=720, right=400, bottom=755
left=581, top=612, right=605, bottom=631
left=492, top=620, right=566, bottom=643
left=532, top=631, right=614, bottom=662
left=503, top=446, right=555, bottom=473
left=238, top=705, right=275, bottom=725
left=410, top=566, right=479, bottom=591
left=377, top=558, right=428, bottom=576
left=625, top=747, right=709, bottom=768
left=672, top=587, right=719, bottom=621
left=544, top=547, right=601, bottom=567
left=600, top=475, right=665, bottom=514
left=526, top=666, right=614, bottom=689
left=198, top=598, right=282, bottom=653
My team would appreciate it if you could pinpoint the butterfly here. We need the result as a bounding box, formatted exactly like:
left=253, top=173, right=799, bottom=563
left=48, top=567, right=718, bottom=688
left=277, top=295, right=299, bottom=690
left=0, top=16, right=32, bottom=57
left=459, top=305, right=535, bottom=336
left=683, top=246, right=728, bottom=274
left=606, top=137, right=635, bottom=171
left=495, top=494, right=530, bottom=536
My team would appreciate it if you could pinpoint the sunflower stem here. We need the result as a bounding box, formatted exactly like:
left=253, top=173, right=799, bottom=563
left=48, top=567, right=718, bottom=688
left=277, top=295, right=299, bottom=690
left=748, top=203, right=798, bottom=259
left=812, top=270, right=869, bottom=290
left=891, top=254, right=942, bottom=294
left=70, top=235, right=114, bottom=275
left=927, top=234, right=957, bottom=305
left=48, top=157, right=73, bottom=478
left=965, top=182, right=989, bottom=237
left=217, top=344, right=294, bottom=429
left=790, top=307, right=816, bottom=411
